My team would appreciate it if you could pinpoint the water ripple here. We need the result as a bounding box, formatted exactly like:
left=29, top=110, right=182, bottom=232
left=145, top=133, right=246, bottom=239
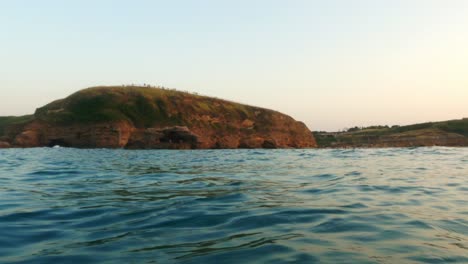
left=0, top=147, right=467, bottom=263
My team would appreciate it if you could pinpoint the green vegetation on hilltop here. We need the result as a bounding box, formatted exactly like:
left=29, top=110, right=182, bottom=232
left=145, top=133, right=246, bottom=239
left=34, top=85, right=272, bottom=128
left=35, top=86, right=177, bottom=126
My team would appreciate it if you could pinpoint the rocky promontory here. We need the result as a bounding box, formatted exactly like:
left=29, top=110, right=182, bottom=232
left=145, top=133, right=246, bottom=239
left=0, top=86, right=317, bottom=149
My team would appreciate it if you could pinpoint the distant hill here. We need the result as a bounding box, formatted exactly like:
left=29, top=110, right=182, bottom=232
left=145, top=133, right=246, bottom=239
left=314, top=118, right=468, bottom=148
left=0, top=86, right=317, bottom=149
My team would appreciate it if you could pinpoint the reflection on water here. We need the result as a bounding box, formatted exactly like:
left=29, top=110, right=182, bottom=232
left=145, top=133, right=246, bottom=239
left=0, top=147, right=467, bottom=263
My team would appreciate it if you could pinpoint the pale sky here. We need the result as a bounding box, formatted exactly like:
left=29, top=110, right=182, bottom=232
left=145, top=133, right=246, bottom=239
left=1, top=0, right=467, bottom=131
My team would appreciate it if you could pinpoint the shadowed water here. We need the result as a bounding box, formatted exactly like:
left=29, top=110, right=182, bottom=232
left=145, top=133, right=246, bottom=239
left=0, top=147, right=467, bottom=263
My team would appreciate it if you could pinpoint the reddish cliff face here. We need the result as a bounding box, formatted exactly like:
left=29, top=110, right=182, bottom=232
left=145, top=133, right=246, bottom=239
left=10, top=119, right=315, bottom=149
left=4, top=86, right=317, bottom=149
left=13, top=120, right=134, bottom=148
left=0, top=141, right=10, bottom=148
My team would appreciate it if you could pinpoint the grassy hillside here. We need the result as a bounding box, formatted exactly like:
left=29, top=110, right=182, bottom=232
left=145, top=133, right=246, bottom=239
left=34, top=86, right=271, bottom=128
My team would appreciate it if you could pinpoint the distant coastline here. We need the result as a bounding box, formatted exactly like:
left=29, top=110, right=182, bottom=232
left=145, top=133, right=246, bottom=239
left=313, top=118, right=468, bottom=148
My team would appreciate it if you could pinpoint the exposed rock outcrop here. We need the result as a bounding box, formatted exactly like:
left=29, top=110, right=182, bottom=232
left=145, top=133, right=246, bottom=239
left=0, top=141, right=10, bottom=148
left=126, top=126, right=198, bottom=149
left=11, top=120, right=133, bottom=148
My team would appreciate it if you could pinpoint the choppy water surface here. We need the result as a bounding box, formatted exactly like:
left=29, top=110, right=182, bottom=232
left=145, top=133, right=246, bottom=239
left=0, top=147, right=467, bottom=263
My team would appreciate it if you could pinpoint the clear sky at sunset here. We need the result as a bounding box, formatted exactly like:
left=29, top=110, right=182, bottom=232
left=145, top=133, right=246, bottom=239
left=1, top=0, right=467, bottom=131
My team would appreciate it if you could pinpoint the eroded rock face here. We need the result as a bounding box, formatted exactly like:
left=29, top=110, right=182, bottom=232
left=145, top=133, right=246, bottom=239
left=126, top=126, right=198, bottom=149
left=8, top=119, right=315, bottom=149
left=0, top=141, right=10, bottom=148
left=189, top=115, right=316, bottom=149
left=13, top=122, right=43, bottom=147
left=13, top=121, right=134, bottom=148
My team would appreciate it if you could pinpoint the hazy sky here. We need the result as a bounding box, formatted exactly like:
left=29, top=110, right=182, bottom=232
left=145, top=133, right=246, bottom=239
left=1, top=1, right=467, bottom=131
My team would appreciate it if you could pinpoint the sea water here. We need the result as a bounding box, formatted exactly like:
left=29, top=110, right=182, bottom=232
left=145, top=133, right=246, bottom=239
left=0, top=147, right=467, bottom=263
